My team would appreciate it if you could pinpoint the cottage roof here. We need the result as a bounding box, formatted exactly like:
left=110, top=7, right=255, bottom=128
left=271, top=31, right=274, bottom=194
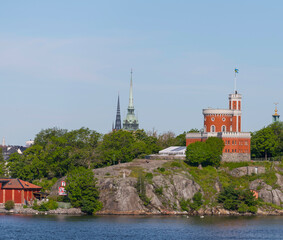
left=0, top=178, right=42, bottom=190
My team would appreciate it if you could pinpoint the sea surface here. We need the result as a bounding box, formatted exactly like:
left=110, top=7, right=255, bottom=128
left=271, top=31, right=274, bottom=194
left=1, top=214, right=283, bottom=240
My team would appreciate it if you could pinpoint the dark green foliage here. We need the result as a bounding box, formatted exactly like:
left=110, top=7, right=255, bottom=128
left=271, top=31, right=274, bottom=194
left=251, top=122, right=283, bottom=159
left=191, top=192, right=203, bottom=210
left=66, top=167, right=102, bottom=214
left=185, top=137, right=224, bottom=167
left=180, top=198, right=189, bottom=212
left=188, top=128, right=199, bottom=133
left=5, top=200, right=15, bottom=210
left=238, top=203, right=248, bottom=213
left=98, top=129, right=160, bottom=166
left=218, top=185, right=258, bottom=213
left=180, top=192, right=203, bottom=211
left=154, top=186, right=163, bottom=195
left=32, top=199, right=58, bottom=211
left=157, top=167, right=165, bottom=172
left=175, top=132, right=187, bottom=146
left=145, top=173, right=153, bottom=182
left=8, top=127, right=101, bottom=181
left=0, top=148, right=6, bottom=177
left=248, top=205, right=258, bottom=214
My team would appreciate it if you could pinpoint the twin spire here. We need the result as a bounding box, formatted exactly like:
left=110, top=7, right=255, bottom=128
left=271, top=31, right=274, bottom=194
left=113, top=70, right=139, bottom=131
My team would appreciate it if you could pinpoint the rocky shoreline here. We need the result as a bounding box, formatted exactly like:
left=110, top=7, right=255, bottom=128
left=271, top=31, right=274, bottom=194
left=2, top=206, right=283, bottom=217
left=0, top=207, right=82, bottom=215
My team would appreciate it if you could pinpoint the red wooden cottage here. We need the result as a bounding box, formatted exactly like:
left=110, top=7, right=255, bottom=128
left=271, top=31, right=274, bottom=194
left=0, top=178, right=42, bottom=205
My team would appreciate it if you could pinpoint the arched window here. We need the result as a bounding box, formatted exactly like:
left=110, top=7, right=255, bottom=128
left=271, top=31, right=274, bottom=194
left=211, top=125, right=215, bottom=132
left=222, top=125, right=226, bottom=132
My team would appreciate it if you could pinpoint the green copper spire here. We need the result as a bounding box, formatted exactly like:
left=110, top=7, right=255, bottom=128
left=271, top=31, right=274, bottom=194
left=123, top=69, right=139, bottom=131
left=129, top=69, right=134, bottom=108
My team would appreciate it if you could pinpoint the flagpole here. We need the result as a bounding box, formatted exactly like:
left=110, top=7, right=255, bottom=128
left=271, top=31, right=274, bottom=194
left=234, top=68, right=238, bottom=94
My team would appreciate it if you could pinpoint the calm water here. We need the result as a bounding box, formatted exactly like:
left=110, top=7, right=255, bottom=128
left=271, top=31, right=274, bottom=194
left=1, top=214, right=283, bottom=240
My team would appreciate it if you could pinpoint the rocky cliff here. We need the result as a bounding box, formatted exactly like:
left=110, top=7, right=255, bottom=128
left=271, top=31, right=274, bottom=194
left=51, top=159, right=283, bottom=215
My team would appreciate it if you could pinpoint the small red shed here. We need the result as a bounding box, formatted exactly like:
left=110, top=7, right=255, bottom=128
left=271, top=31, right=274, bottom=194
left=0, top=178, right=42, bottom=205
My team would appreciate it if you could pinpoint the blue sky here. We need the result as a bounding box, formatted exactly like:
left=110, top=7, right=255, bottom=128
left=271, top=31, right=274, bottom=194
left=0, top=0, right=282, bottom=145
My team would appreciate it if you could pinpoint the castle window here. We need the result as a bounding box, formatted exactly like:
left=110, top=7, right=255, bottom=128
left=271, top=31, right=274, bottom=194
left=211, top=125, right=215, bottom=132
left=232, top=140, right=234, bottom=145
left=222, top=117, right=226, bottom=122
left=235, top=140, right=237, bottom=145
left=228, top=140, right=230, bottom=144
left=211, top=117, right=215, bottom=121
left=232, top=149, right=234, bottom=152
left=230, top=126, right=232, bottom=131
left=228, top=149, right=230, bottom=153
left=222, top=125, right=226, bottom=132
left=225, top=149, right=227, bottom=152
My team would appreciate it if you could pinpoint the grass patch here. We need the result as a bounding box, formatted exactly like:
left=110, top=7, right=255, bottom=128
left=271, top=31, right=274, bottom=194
left=127, top=166, right=144, bottom=178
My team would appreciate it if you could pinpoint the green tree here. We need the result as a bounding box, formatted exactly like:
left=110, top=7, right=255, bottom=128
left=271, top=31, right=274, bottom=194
left=188, top=128, right=199, bottom=133
left=0, top=148, right=6, bottom=177
left=185, top=137, right=224, bottom=167
left=186, top=141, right=209, bottom=166
left=66, top=167, right=102, bottom=214
left=205, top=137, right=225, bottom=167
left=251, top=126, right=279, bottom=160
left=175, top=132, right=187, bottom=146
left=218, top=185, right=258, bottom=213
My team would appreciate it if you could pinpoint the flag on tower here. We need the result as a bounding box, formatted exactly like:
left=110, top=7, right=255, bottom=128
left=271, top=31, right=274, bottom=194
left=235, top=68, right=239, bottom=74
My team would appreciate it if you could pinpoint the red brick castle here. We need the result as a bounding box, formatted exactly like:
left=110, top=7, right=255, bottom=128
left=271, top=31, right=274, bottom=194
left=186, top=71, right=251, bottom=162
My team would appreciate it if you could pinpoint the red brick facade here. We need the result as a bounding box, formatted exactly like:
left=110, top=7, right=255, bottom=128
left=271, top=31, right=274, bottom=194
left=186, top=91, right=251, bottom=161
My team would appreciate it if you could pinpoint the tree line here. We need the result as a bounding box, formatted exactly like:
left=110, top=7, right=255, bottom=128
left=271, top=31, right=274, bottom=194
left=1, top=127, right=188, bottom=181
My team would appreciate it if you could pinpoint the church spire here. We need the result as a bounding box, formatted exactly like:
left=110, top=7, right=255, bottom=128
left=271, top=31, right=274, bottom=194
left=114, top=93, right=122, bottom=130
left=123, top=69, right=139, bottom=131
left=129, top=69, right=134, bottom=108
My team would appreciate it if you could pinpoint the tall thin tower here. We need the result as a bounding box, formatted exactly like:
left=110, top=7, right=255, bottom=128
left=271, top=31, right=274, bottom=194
left=114, top=94, right=122, bottom=130
left=272, top=103, right=280, bottom=123
left=123, top=69, right=139, bottom=131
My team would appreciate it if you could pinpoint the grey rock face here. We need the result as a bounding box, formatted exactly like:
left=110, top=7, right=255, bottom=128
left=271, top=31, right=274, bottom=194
left=230, top=166, right=265, bottom=177
left=93, top=160, right=202, bottom=214
left=250, top=179, right=283, bottom=206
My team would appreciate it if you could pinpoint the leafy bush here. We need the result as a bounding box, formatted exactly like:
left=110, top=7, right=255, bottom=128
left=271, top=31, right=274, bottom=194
left=238, top=203, right=249, bottom=213
left=32, top=199, right=58, bottom=211
left=23, top=205, right=28, bottom=209
left=248, top=206, right=258, bottom=214
left=66, top=167, right=103, bottom=214
left=189, top=192, right=203, bottom=210
left=145, top=173, right=153, bottom=181
left=180, top=199, right=189, bottom=212
left=180, top=192, right=203, bottom=212
left=186, top=137, right=224, bottom=167
left=157, top=167, right=165, bottom=172
left=5, top=200, right=15, bottom=210
left=218, top=185, right=258, bottom=213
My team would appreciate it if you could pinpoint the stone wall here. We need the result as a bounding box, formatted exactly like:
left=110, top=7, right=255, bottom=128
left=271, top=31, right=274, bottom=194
left=222, top=153, right=250, bottom=162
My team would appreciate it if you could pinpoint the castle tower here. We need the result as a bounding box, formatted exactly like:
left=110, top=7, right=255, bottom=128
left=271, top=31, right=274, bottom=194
left=123, top=70, right=139, bottom=131
left=272, top=103, right=280, bottom=123
left=187, top=68, right=251, bottom=162
left=114, top=94, right=122, bottom=130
